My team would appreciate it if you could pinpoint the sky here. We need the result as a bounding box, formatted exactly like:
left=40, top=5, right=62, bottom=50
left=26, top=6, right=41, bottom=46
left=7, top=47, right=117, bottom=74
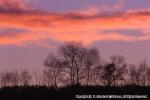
left=0, top=0, right=150, bottom=71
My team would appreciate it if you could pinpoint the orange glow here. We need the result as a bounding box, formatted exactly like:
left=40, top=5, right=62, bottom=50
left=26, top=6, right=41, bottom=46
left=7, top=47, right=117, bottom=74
left=0, top=11, right=150, bottom=46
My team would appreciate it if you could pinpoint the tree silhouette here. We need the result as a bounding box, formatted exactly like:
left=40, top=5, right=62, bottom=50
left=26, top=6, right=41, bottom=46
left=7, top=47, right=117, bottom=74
left=20, top=70, right=32, bottom=86
left=101, top=56, right=127, bottom=86
left=129, top=64, right=141, bottom=85
left=138, top=60, right=148, bottom=86
left=146, top=68, right=150, bottom=86
left=44, top=53, right=62, bottom=87
left=0, top=70, right=20, bottom=87
left=0, top=41, right=150, bottom=89
left=84, top=48, right=101, bottom=85
left=129, top=60, right=150, bottom=86
left=58, top=41, right=85, bottom=85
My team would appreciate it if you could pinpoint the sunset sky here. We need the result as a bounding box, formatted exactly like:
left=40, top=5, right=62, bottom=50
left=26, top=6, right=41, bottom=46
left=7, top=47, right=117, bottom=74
left=0, top=0, right=150, bottom=71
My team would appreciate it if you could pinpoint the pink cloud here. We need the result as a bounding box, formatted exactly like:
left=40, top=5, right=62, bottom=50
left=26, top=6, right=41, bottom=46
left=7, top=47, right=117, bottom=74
left=0, top=0, right=32, bottom=11
left=0, top=9, right=150, bottom=47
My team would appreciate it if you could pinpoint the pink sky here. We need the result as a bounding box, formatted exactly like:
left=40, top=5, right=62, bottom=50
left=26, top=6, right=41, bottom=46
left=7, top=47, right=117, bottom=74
left=0, top=0, right=150, bottom=71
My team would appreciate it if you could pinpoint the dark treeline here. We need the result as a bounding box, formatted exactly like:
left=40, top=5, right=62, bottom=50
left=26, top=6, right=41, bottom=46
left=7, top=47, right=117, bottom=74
left=0, top=41, right=150, bottom=88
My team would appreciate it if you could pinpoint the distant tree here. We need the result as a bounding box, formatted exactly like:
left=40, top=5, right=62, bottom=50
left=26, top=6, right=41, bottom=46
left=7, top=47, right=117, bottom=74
left=84, top=48, right=101, bottom=85
left=58, top=41, right=85, bottom=85
left=146, top=68, right=150, bottom=86
left=20, top=70, right=32, bottom=86
left=0, top=70, right=20, bottom=87
left=101, top=56, right=127, bottom=86
left=0, top=71, right=11, bottom=87
left=138, top=60, right=148, bottom=86
left=73, top=47, right=86, bottom=85
left=129, top=60, right=149, bottom=86
left=10, top=70, right=20, bottom=86
left=44, top=53, right=62, bottom=87
left=58, top=41, right=101, bottom=85
left=34, top=70, right=43, bottom=86
left=129, top=64, right=140, bottom=85
left=42, top=70, right=53, bottom=86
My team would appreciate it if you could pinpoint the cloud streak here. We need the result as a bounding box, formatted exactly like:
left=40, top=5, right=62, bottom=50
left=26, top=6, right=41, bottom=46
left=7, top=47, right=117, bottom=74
left=0, top=0, right=32, bottom=12
left=0, top=6, right=150, bottom=47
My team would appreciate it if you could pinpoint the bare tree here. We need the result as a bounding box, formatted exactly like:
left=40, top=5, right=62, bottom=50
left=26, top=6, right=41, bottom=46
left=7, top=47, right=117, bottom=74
left=101, top=56, right=127, bottom=86
left=146, top=68, right=150, bottom=86
left=58, top=41, right=84, bottom=85
left=129, top=60, right=149, bottom=86
left=42, top=70, right=53, bottom=86
left=0, top=70, right=20, bottom=87
left=45, top=41, right=102, bottom=86
left=138, top=60, right=148, bottom=86
left=129, top=64, right=140, bottom=85
left=44, top=53, right=62, bottom=87
left=73, top=47, right=86, bottom=85
left=84, top=48, right=101, bottom=85
left=33, top=69, right=43, bottom=86
left=20, top=70, right=32, bottom=86
left=0, top=71, right=11, bottom=87
left=10, top=70, right=20, bottom=86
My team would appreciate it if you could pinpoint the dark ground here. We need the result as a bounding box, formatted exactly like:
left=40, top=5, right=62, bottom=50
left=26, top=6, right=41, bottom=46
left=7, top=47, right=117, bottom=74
left=0, top=85, right=149, bottom=100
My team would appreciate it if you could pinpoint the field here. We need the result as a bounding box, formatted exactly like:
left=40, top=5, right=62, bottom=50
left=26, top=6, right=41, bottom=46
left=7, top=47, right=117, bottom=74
left=0, top=85, right=149, bottom=100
